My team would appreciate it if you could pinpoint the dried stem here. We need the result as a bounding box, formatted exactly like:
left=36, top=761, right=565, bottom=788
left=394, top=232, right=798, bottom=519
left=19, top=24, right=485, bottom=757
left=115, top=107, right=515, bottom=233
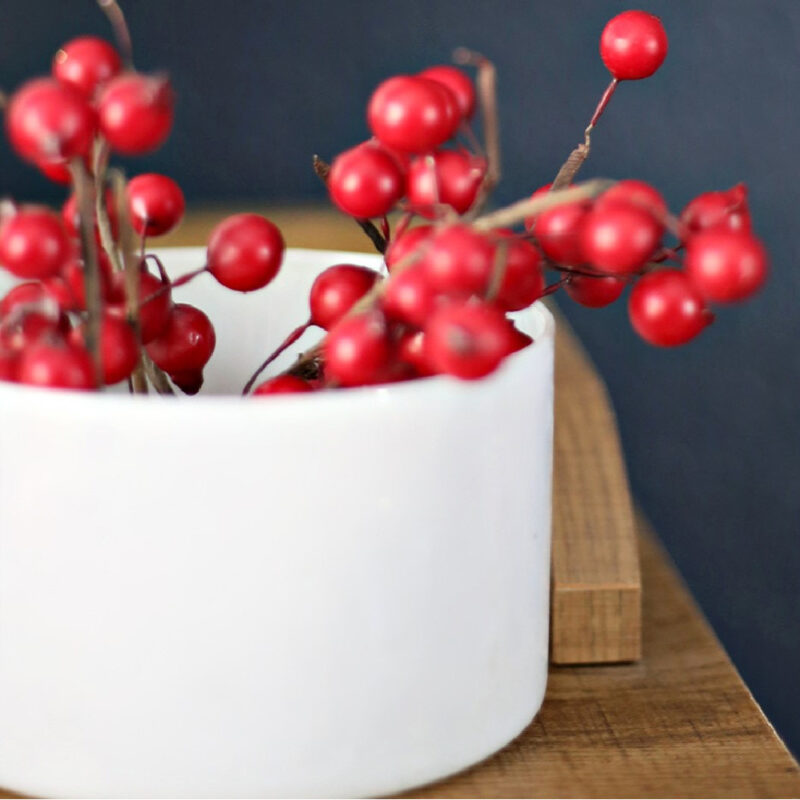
left=0, top=90, right=7, bottom=110
left=486, top=238, right=509, bottom=301
left=242, top=320, right=312, bottom=395
left=97, top=0, right=134, bottom=69
left=313, top=155, right=387, bottom=254
left=141, top=352, right=174, bottom=395
left=68, top=158, right=103, bottom=387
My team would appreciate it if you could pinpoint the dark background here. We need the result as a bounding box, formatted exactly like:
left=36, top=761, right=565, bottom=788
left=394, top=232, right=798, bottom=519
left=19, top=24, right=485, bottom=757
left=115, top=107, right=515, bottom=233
left=2, top=0, right=798, bottom=755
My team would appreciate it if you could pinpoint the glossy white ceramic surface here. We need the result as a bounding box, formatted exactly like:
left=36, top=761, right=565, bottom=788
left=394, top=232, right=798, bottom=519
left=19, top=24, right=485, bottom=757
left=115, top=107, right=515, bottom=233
left=0, top=248, right=554, bottom=798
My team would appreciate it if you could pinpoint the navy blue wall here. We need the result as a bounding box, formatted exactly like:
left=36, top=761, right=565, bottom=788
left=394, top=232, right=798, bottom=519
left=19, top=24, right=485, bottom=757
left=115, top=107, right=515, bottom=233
left=2, top=1, right=799, bottom=755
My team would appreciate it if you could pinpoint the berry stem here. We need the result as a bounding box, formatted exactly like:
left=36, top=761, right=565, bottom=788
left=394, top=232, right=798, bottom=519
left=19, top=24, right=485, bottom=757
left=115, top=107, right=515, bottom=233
left=68, top=157, right=104, bottom=387
left=93, top=139, right=124, bottom=274
left=486, top=238, right=510, bottom=300
left=586, top=78, right=618, bottom=133
left=541, top=276, right=570, bottom=297
left=313, top=155, right=387, bottom=254
left=241, top=319, right=312, bottom=395
left=97, top=0, right=134, bottom=70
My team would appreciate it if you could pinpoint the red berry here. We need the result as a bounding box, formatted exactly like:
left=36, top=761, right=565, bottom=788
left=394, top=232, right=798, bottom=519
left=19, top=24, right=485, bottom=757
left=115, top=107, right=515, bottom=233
left=207, top=213, right=284, bottom=292
left=565, top=274, right=627, bottom=308
left=328, top=143, right=405, bottom=219
left=37, top=159, right=72, bottom=185
left=367, top=75, right=457, bottom=153
left=421, top=224, right=496, bottom=295
left=407, top=149, right=485, bottom=216
left=523, top=183, right=554, bottom=230
left=126, top=173, right=185, bottom=237
left=680, top=185, right=751, bottom=236
left=0, top=281, right=52, bottom=318
left=424, top=300, right=513, bottom=380
left=532, top=201, right=589, bottom=265
left=0, top=209, right=71, bottom=279
left=600, top=10, right=668, bottom=81
left=505, top=320, right=534, bottom=352
left=580, top=202, right=662, bottom=274
left=0, top=310, right=69, bottom=352
left=252, top=375, right=314, bottom=396
left=6, top=78, right=95, bottom=164
left=597, top=180, right=667, bottom=219
left=71, top=314, right=139, bottom=385
left=397, top=329, right=437, bottom=377
left=45, top=252, right=113, bottom=312
left=324, top=311, right=392, bottom=387
left=18, top=340, right=95, bottom=390
left=309, top=264, right=379, bottom=330
left=685, top=230, right=768, bottom=303
left=385, top=225, right=434, bottom=272
left=628, top=269, right=712, bottom=347
left=491, top=230, right=545, bottom=311
left=0, top=348, right=19, bottom=382
left=107, top=268, right=172, bottom=343
left=146, top=303, right=216, bottom=375
left=52, top=36, right=121, bottom=97
left=97, top=73, right=174, bottom=155
left=382, top=263, right=439, bottom=327
left=62, top=189, right=118, bottom=239
left=169, top=369, right=205, bottom=395
left=418, top=65, right=476, bottom=119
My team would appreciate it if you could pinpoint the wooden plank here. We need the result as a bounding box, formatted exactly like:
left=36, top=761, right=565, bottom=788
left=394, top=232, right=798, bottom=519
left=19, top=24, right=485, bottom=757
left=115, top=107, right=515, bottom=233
left=550, top=314, right=641, bottom=664
left=402, top=517, right=800, bottom=799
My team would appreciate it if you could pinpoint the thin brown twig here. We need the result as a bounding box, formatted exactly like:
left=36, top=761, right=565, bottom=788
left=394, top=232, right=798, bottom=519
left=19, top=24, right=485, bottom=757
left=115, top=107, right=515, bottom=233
left=97, top=0, right=134, bottom=69
left=313, top=155, right=387, bottom=254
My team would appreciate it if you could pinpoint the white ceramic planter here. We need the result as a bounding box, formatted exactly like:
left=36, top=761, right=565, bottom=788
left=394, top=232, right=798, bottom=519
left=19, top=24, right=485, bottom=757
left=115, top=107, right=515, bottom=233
left=0, top=247, right=554, bottom=799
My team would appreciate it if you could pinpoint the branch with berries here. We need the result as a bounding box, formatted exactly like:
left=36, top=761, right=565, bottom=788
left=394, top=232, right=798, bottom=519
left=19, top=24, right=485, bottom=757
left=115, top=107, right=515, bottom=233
left=0, top=6, right=767, bottom=397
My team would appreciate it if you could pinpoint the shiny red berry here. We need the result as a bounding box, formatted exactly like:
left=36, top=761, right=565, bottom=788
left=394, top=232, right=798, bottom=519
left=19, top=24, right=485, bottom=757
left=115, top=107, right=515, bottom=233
left=107, top=268, right=172, bottom=343
left=309, top=264, right=379, bottom=330
left=407, top=149, right=486, bottom=216
left=492, top=230, right=545, bottom=311
left=628, top=269, right=712, bottom=347
left=600, top=10, right=668, bottom=81
left=52, top=36, right=121, bottom=97
left=324, top=311, right=392, bottom=387
left=328, top=144, right=405, bottom=219
left=252, top=375, right=314, bottom=396
left=6, top=78, right=95, bottom=164
left=385, top=225, right=434, bottom=272
left=18, top=340, right=95, bottom=390
left=418, top=65, right=476, bottom=119
left=597, top=180, right=667, bottom=219
left=71, top=314, right=139, bottom=386
left=207, top=213, right=284, bottom=292
left=397, top=329, right=437, bottom=377
left=126, top=173, right=185, bottom=237
left=146, top=303, right=216, bottom=376
left=0, top=208, right=71, bottom=279
left=421, top=224, right=496, bottom=295
left=580, top=202, right=662, bottom=274
left=685, top=230, right=768, bottom=303
left=37, top=159, right=72, bottom=185
left=98, top=73, right=174, bottom=155
left=532, top=201, right=589, bottom=265
left=0, top=281, right=52, bottom=318
left=523, top=183, right=554, bottom=230
left=367, top=75, right=457, bottom=153
left=424, top=300, right=513, bottom=380
left=45, top=252, right=113, bottom=312
left=0, top=348, right=19, bottom=382
left=382, top=263, right=439, bottom=327
left=565, top=274, right=627, bottom=308
left=680, top=185, right=751, bottom=236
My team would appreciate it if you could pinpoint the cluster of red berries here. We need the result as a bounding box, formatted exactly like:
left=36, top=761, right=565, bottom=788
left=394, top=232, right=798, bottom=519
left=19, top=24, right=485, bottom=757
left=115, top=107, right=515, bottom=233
left=0, top=6, right=768, bottom=397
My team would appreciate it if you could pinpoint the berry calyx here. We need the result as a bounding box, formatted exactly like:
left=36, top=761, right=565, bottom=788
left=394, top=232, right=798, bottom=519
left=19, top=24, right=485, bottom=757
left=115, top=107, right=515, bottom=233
left=424, top=300, right=513, bottom=380
left=0, top=208, right=71, bottom=279
left=367, top=75, right=458, bottom=153
left=252, top=375, right=313, bottom=395
left=407, top=149, right=486, bottom=216
left=580, top=201, right=662, bottom=274
left=600, top=10, right=668, bottom=81
left=381, top=263, right=439, bottom=327
left=421, top=224, right=496, bottom=295
left=106, top=268, right=172, bottom=343
left=18, top=340, right=95, bottom=391
left=97, top=73, right=174, bottom=155
left=52, top=36, right=121, bottom=98
left=309, top=264, right=380, bottom=330
left=328, top=143, right=405, bottom=219
left=565, top=274, right=627, bottom=308
left=71, top=314, right=139, bottom=385
left=206, top=213, right=284, bottom=292
left=6, top=78, right=95, bottom=164
left=418, top=65, right=476, bottom=119
left=126, top=173, right=185, bottom=237
left=680, top=185, right=751, bottom=236
left=385, top=225, right=434, bottom=272
left=685, top=229, right=768, bottom=303
left=628, top=269, right=712, bottom=347
left=491, top=230, right=545, bottom=311
left=532, top=201, right=589, bottom=265
left=145, top=303, right=216, bottom=376
left=324, top=311, right=392, bottom=387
